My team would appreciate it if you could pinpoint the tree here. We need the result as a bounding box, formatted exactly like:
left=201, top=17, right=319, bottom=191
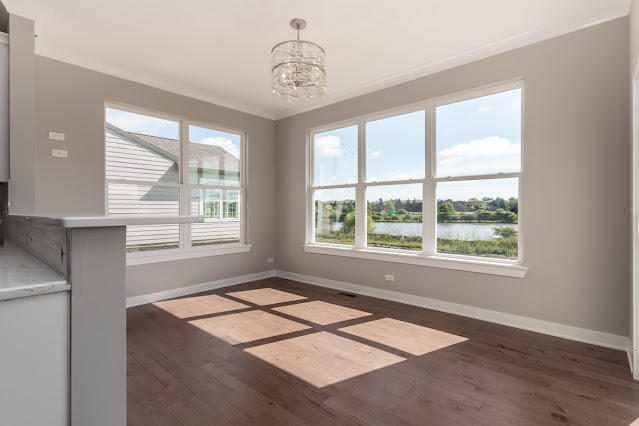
left=342, top=211, right=375, bottom=233
left=507, top=197, right=518, bottom=213
left=482, top=197, right=494, bottom=202
left=468, top=197, right=480, bottom=204
left=382, top=200, right=395, bottom=213
left=490, top=197, right=507, bottom=209
left=397, top=208, right=408, bottom=215
left=472, top=202, right=489, bottom=212
left=438, top=201, right=459, bottom=221
left=493, top=226, right=518, bottom=239
left=438, top=201, right=456, bottom=214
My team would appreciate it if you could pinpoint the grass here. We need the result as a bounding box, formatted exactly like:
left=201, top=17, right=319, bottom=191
left=316, top=231, right=517, bottom=259
left=437, top=237, right=517, bottom=259
left=316, top=232, right=423, bottom=251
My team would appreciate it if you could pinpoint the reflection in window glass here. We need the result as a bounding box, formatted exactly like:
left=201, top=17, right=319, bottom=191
left=314, top=188, right=356, bottom=245
left=107, top=183, right=180, bottom=252
left=191, top=188, right=241, bottom=247
left=436, top=89, right=521, bottom=178
left=436, top=178, right=518, bottom=259
left=189, top=125, right=241, bottom=186
left=313, top=126, right=358, bottom=186
left=366, top=184, right=423, bottom=251
left=366, top=111, right=425, bottom=182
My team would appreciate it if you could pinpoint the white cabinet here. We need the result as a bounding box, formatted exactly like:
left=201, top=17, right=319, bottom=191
left=0, top=32, right=7, bottom=182
left=0, top=292, right=70, bottom=426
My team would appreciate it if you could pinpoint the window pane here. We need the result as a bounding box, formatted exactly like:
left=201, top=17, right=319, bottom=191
left=107, top=183, right=180, bottom=252
left=436, top=89, right=521, bottom=177
left=366, top=184, right=422, bottom=251
left=105, top=108, right=180, bottom=183
left=313, top=125, right=358, bottom=186
left=436, top=178, right=518, bottom=259
left=314, top=188, right=355, bottom=245
left=191, top=188, right=241, bottom=246
left=189, top=125, right=241, bottom=186
left=366, top=111, right=425, bottom=182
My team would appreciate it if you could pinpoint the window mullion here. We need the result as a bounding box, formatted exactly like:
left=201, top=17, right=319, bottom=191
left=355, top=120, right=366, bottom=248
left=180, top=121, right=192, bottom=249
left=423, top=105, right=436, bottom=256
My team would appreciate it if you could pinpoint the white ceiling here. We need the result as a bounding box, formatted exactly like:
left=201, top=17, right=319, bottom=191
left=3, top=0, right=632, bottom=120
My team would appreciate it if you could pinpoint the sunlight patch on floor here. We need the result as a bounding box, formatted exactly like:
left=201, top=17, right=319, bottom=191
left=244, top=331, right=405, bottom=388
left=226, top=288, right=307, bottom=306
left=188, top=310, right=310, bottom=344
left=339, top=318, right=468, bottom=356
left=152, top=294, right=249, bottom=319
left=273, top=300, right=373, bottom=325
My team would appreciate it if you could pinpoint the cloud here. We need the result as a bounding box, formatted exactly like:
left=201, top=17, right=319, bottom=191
left=437, top=136, right=520, bottom=176
left=477, top=106, right=492, bottom=112
left=315, top=135, right=343, bottom=157
left=369, top=150, right=383, bottom=159
left=200, top=137, right=240, bottom=159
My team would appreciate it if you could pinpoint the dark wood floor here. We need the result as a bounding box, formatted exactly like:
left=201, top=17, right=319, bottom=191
left=127, top=277, right=639, bottom=425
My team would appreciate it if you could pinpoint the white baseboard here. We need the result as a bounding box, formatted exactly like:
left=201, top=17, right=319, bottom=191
left=124, top=267, right=629, bottom=353
left=125, top=270, right=276, bottom=308
left=627, top=337, right=635, bottom=374
left=276, top=270, right=629, bottom=352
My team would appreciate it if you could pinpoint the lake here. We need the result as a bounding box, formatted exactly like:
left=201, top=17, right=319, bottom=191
left=333, top=221, right=518, bottom=240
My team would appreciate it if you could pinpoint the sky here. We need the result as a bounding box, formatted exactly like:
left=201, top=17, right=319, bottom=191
left=106, top=108, right=241, bottom=159
left=313, top=88, right=521, bottom=201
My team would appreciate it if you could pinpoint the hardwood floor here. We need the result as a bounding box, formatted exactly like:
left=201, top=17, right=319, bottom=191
left=127, top=277, right=639, bottom=425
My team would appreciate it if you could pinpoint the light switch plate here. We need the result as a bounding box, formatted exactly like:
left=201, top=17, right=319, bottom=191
left=52, top=149, right=68, bottom=158
left=49, top=132, right=65, bottom=141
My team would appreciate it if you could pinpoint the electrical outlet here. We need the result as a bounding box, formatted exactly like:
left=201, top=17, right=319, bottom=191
left=267, top=258, right=275, bottom=264
left=51, top=149, right=68, bottom=158
left=49, top=131, right=65, bottom=141
left=385, top=274, right=395, bottom=282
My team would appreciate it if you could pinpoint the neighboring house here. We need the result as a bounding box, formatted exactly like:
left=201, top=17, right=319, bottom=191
left=105, top=123, right=240, bottom=250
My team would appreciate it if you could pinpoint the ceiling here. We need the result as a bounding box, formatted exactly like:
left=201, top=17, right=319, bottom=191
left=3, top=0, right=632, bottom=120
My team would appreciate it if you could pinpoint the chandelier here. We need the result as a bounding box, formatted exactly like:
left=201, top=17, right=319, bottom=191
left=271, top=19, right=326, bottom=102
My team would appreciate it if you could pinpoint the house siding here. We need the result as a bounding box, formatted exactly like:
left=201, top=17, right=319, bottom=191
left=105, top=127, right=240, bottom=249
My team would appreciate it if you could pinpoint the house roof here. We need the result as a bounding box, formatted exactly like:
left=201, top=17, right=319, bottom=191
left=106, top=122, right=240, bottom=173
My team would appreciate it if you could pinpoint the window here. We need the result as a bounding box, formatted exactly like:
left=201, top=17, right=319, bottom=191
left=105, top=106, right=246, bottom=253
left=307, top=82, right=523, bottom=271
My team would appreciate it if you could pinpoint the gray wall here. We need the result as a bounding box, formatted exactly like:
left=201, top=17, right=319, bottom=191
left=632, top=0, right=639, bottom=74
left=8, top=14, right=36, bottom=214
left=275, top=18, right=631, bottom=336
left=35, top=56, right=276, bottom=297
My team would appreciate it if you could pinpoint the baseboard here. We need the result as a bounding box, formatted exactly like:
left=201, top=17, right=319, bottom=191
left=124, top=267, right=629, bottom=353
left=275, top=270, right=629, bottom=352
left=125, top=270, right=276, bottom=308
left=627, top=337, right=635, bottom=374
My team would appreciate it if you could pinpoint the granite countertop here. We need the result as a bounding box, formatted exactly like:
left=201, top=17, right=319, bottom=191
left=7, top=214, right=204, bottom=228
left=0, top=241, right=70, bottom=302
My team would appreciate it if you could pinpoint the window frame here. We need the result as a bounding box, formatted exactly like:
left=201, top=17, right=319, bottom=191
left=104, top=102, right=249, bottom=264
left=305, top=80, right=526, bottom=277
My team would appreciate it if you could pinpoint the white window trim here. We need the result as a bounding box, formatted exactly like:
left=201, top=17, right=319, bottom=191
left=104, top=103, right=250, bottom=261
left=127, top=243, right=252, bottom=266
left=305, top=80, right=527, bottom=278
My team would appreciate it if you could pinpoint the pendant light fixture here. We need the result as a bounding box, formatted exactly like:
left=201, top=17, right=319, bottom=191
left=271, top=19, right=326, bottom=102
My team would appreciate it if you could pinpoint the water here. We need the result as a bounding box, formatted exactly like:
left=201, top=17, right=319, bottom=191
left=332, top=221, right=518, bottom=240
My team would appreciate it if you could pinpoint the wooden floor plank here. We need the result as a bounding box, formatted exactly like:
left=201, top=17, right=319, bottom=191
left=127, top=278, right=639, bottom=425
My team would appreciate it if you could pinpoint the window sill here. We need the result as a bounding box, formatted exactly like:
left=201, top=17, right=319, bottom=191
left=303, top=244, right=527, bottom=278
left=127, top=244, right=252, bottom=266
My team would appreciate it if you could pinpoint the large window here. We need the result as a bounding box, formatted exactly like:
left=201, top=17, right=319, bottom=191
left=105, top=106, right=245, bottom=252
left=308, top=82, right=523, bottom=265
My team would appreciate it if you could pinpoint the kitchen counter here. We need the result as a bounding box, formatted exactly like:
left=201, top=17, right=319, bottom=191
left=0, top=241, right=69, bottom=302
left=7, top=214, right=204, bottom=228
